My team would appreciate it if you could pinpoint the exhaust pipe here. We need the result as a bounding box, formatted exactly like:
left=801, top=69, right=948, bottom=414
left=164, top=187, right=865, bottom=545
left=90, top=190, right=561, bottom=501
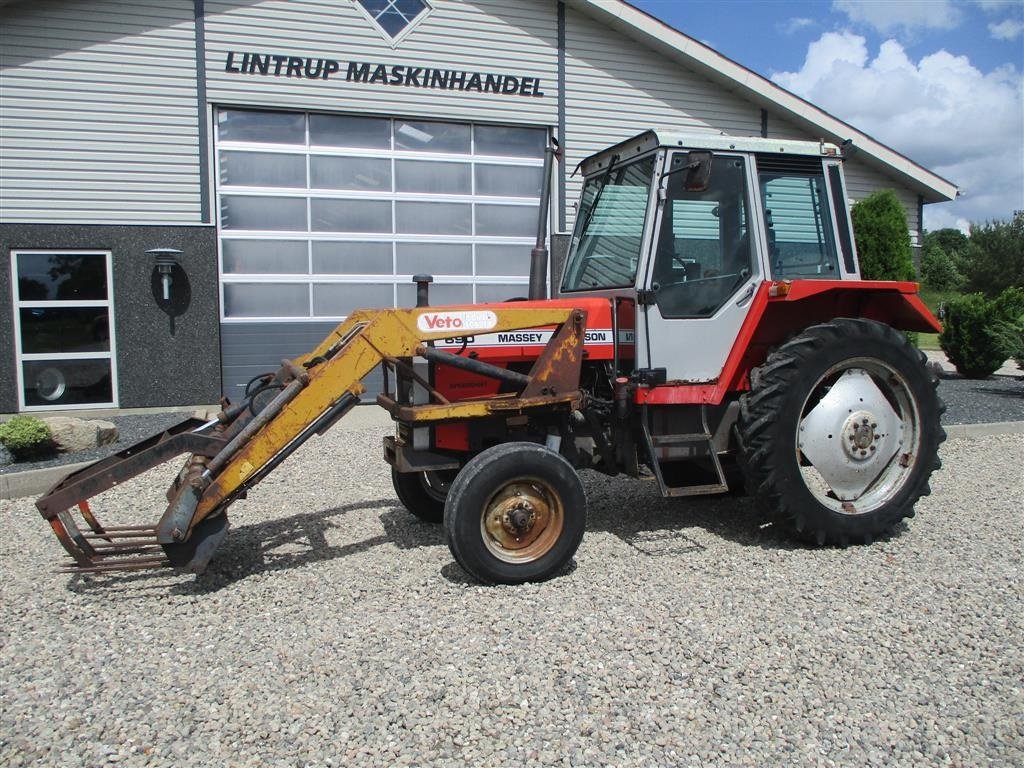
left=529, top=136, right=562, bottom=300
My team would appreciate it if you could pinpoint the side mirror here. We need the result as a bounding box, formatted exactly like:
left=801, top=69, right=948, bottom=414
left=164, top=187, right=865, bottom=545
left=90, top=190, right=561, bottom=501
left=684, top=151, right=713, bottom=192
left=665, top=151, right=713, bottom=193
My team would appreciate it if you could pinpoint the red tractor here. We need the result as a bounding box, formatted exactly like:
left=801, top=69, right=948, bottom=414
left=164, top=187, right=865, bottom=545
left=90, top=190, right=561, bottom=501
left=38, top=130, right=944, bottom=585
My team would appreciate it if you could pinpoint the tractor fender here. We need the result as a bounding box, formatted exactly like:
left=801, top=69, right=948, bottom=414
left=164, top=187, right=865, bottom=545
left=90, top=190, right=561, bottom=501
left=635, top=280, right=941, bottom=406
left=733, top=280, right=941, bottom=392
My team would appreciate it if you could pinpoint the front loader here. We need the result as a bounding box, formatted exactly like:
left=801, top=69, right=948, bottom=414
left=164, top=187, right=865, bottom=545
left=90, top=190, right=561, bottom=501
left=37, top=130, right=945, bottom=585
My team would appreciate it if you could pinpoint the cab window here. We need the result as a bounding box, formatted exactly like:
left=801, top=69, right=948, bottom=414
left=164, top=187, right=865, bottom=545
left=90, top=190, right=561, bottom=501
left=650, top=153, right=755, bottom=318
left=757, top=157, right=841, bottom=278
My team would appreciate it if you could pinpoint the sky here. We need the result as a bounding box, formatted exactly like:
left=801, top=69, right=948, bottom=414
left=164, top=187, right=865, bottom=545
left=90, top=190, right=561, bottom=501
left=629, top=0, right=1024, bottom=233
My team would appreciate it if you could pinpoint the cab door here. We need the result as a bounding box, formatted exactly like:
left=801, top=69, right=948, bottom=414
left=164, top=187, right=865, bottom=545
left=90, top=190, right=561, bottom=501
left=637, top=151, right=764, bottom=382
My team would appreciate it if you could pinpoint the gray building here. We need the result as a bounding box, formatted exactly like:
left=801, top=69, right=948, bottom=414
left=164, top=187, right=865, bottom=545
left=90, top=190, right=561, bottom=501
left=0, top=0, right=957, bottom=413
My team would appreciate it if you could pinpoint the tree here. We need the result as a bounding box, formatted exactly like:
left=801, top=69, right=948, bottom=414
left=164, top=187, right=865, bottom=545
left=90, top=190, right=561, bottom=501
left=927, top=228, right=969, bottom=264
left=963, top=211, right=1024, bottom=298
left=920, top=236, right=964, bottom=291
left=851, top=190, right=916, bottom=281
left=921, top=228, right=969, bottom=291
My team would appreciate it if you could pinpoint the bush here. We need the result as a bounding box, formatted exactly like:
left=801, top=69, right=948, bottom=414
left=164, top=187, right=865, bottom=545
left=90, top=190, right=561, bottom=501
left=1013, top=318, right=1024, bottom=370
left=939, top=288, right=1023, bottom=378
left=992, top=285, right=1024, bottom=319
left=0, top=416, right=55, bottom=460
left=990, top=314, right=1024, bottom=371
left=991, top=287, right=1024, bottom=371
left=851, top=190, right=916, bottom=282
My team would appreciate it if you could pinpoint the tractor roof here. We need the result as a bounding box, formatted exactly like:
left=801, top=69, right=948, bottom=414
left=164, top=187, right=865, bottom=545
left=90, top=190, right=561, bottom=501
left=579, top=130, right=844, bottom=176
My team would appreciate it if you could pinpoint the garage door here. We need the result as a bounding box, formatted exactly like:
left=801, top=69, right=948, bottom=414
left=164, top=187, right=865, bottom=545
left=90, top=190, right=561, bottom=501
left=215, top=108, right=547, bottom=396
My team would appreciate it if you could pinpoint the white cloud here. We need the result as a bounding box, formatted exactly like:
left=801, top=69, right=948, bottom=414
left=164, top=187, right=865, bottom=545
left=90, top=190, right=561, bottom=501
left=778, top=17, right=815, bottom=35
left=832, top=0, right=963, bottom=34
left=920, top=209, right=973, bottom=233
left=976, top=0, right=1020, bottom=12
left=772, top=32, right=1024, bottom=229
left=989, top=18, right=1024, bottom=39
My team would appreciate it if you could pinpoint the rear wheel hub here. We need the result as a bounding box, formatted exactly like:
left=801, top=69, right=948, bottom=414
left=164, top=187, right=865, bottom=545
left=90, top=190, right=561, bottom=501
left=843, top=411, right=880, bottom=460
left=505, top=503, right=536, bottom=533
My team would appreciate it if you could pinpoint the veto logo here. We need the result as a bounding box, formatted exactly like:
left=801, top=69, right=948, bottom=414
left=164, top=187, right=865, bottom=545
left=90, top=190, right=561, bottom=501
left=417, top=310, right=498, bottom=333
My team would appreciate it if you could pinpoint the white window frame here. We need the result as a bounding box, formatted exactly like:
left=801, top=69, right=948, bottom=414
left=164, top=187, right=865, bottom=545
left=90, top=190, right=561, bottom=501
left=352, top=0, right=434, bottom=47
left=214, top=110, right=547, bottom=323
left=10, top=249, right=119, bottom=411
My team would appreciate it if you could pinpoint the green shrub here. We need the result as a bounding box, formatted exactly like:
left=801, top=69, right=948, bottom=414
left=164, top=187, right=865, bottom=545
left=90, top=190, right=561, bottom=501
left=992, top=285, right=1024, bottom=319
left=990, top=314, right=1024, bottom=371
left=0, top=416, right=55, bottom=460
left=939, top=289, right=1023, bottom=378
left=990, top=290, right=1024, bottom=370
left=1015, top=319, right=1024, bottom=370
left=851, top=190, right=916, bottom=282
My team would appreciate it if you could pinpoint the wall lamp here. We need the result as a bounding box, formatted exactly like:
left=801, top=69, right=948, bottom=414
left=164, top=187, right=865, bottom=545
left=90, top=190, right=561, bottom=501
left=146, top=248, right=182, bottom=302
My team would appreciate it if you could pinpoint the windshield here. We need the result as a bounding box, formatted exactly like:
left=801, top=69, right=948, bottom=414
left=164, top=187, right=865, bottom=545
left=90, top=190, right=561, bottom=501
left=561, top=154, right=656, bottom=291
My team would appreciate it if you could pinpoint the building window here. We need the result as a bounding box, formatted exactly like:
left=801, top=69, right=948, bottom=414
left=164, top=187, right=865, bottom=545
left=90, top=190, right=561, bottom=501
left=355, top=0, right=431, bottom=43
left=11, top=251, right=118, bottom=410
left=215, top=109, right=547, bottom=321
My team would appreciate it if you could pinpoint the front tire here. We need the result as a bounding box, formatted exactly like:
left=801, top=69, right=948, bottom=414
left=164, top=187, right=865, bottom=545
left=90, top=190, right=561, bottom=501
left=444, top=443, right=587, bottom=585
left=737, top=318, right=945, bottom=546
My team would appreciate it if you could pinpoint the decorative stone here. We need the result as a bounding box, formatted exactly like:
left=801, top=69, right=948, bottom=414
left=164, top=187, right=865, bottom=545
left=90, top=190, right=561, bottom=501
left=0, top=443, right=13, bottom=466
left=41, top=417, right=119, bottom=453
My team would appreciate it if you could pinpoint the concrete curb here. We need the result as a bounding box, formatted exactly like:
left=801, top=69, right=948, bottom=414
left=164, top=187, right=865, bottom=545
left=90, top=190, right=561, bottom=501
left=944, top=421, right=1024, bottom=440
left=0, top=460, right=94, bottom=501
left=3, top=415, right=1022, bottom=501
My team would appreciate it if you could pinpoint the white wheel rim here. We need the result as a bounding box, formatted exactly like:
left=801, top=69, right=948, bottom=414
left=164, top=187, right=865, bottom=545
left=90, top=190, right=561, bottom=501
left=796, top=358, right=921, bottom=515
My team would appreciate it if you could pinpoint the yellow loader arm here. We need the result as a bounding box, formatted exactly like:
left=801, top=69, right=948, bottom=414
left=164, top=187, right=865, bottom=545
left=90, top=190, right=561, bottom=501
left=36, top=305, right=587, bottom=574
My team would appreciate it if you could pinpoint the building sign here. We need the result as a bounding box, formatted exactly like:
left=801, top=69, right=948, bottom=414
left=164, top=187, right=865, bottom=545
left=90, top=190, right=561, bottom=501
left=224, top=52, right=545, bottom=97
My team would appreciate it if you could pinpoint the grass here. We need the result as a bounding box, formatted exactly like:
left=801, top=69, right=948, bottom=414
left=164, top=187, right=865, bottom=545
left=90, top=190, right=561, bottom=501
left=918, top=288, right=960, bottom=315
left=916, top=288, right=961, bottom=352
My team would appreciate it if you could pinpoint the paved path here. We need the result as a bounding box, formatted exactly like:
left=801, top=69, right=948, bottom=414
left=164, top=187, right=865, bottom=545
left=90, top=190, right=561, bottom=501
left=923, top=349, right=1021, bottom=378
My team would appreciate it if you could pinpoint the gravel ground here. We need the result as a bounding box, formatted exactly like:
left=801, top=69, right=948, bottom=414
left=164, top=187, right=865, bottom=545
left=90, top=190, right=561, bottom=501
left=1, top=410, right=1021, bottom=768
left=937, top=375, right=1024, bottom=425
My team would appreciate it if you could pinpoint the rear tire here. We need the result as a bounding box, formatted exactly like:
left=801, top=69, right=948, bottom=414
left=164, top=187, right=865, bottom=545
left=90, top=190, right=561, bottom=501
left=392, top=468, right=456, bottom=524
left=444, top=443, right=586, bottom=585
left=737, top=318, right=945, bottom=545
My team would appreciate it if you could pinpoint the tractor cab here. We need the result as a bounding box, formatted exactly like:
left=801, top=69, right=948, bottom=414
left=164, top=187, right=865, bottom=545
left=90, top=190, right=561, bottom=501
left=559, top=130, right=860, bottom=381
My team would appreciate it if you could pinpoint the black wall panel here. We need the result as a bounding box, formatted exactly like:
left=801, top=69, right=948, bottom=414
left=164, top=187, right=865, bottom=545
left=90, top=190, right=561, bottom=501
left=0, top=223, right=221, bottom=412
